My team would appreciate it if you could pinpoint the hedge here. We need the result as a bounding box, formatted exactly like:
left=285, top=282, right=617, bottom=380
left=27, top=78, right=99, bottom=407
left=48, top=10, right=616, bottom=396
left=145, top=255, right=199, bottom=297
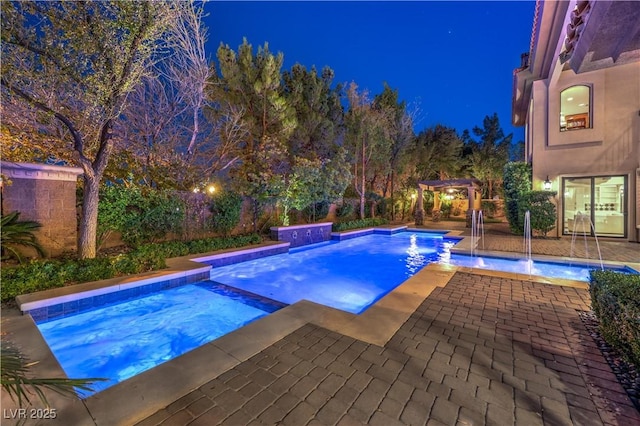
left=0, top=234, right=262, bottom=302
left=332, top=218, right=388, bottom=232
left=589, top=270, right=640, bottom=367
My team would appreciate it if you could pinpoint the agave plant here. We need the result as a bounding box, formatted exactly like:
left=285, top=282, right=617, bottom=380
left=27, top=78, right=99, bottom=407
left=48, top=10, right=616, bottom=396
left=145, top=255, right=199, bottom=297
left=1, top=340, right=104, bottom=407
left=1, top=211, right=46, bottom=263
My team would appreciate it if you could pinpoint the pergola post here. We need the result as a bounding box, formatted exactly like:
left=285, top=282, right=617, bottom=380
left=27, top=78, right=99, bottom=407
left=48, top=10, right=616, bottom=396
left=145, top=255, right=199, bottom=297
left=415, top=185, right=425, bottom=225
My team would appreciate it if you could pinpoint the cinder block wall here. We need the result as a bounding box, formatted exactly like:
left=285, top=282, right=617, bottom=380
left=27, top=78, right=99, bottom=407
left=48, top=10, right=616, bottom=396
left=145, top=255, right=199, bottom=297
left=1, top=162, right=83, bottom=258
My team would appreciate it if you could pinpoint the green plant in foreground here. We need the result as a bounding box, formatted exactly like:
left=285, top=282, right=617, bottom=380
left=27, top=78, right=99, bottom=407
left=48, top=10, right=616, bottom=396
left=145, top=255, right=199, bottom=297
left=1, top=340, right=104, bottom=407
left=1, top=211, right=46, bottom=263
left=589, top=270, right=640, bottom=367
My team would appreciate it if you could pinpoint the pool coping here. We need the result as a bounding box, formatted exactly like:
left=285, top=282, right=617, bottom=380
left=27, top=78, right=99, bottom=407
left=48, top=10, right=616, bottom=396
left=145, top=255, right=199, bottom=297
left=15, top=242, right=290, bottom=314
left=4, top=228, right=635, bottom=425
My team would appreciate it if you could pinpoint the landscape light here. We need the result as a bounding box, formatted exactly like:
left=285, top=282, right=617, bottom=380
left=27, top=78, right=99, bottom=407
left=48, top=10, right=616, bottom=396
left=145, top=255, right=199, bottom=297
left=207, top=185, right=216, bottom=194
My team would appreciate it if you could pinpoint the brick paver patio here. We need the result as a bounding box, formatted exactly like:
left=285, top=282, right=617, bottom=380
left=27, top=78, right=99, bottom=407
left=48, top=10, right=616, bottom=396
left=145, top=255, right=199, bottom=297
left=138, top=271, right=640, bottom=426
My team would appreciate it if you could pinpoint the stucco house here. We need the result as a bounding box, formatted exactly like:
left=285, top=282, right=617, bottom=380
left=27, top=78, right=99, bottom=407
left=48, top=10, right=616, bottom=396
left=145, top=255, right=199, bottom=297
left=512, top=0, right=640, bottom=242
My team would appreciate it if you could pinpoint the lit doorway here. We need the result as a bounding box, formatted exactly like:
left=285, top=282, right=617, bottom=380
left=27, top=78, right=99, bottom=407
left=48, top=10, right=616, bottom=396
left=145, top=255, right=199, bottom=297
left=562, top=175, right=626, bottom=237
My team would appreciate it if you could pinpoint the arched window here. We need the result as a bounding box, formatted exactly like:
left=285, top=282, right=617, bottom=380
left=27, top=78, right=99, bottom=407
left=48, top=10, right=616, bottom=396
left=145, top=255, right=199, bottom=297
left=560, top=85, right=591, bottom=131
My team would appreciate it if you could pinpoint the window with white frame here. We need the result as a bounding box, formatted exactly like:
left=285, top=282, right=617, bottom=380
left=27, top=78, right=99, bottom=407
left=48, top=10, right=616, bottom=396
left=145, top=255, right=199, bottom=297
left=560, top=85, right=591, bottom=131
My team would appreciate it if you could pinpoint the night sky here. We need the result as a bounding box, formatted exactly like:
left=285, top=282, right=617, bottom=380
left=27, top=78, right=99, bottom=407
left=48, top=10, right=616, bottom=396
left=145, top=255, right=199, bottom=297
left=204, top=1, right=536, bottom=142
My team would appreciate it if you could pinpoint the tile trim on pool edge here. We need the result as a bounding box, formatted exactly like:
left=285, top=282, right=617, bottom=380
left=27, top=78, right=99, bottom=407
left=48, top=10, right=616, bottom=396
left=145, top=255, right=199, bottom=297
left=15, top=242, right=291, bottom=315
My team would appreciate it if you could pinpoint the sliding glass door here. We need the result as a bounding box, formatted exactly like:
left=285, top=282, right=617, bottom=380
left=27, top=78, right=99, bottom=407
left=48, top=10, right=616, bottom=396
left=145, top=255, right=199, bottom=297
left=563, top=175, right=626, bottom=237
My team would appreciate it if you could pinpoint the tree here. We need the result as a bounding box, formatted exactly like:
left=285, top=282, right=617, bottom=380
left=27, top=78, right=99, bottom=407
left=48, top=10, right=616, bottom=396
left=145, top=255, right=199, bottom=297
left=413, top=125, right=463, bottom=180
left=108, top=1, right=213, bottom=191
left=345, top=83, right=390, bottom=219
left=209, top=39, right=296, bottom=230
left=111, top=75, right=198, bottom=189
left=373, top=83, right=415, bottom=220
left=1, top=1, right=178, bottom=258
left=470, top=113, right=512, bottom=198
left=282, top=64, right=351, bottom=221
left=283, top=65, right=344, bottom=160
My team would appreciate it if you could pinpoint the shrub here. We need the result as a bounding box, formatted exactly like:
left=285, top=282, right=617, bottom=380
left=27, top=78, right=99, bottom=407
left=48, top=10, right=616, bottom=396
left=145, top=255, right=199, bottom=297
left=98, top=185, right=185, bottom=248
left=481, top=200, right=497, bottom=218
left=209, top=191, right=243, bottom=235
left=0, top=234, right=262, bottom=302
left=332, top=218, right=388, bottom=232
left=589, top=270, right=640, bottom=367
left=1, top=212, right=46, bottom=263
left=440, top=203, right=452, bottom=219
left=522, top=191, right=557, bottom=236
left=336, top=202, right=354, bottom=218
left=503, top=162, right=532, bottom=234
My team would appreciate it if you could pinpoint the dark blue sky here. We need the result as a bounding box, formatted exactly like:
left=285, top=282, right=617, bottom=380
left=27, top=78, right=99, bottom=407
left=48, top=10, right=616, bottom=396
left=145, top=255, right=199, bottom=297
left=205, top=1, right=535, bottom=142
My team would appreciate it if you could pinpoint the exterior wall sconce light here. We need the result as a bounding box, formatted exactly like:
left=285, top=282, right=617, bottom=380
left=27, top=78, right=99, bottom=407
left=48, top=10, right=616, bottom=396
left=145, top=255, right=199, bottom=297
left=543, top=176, right=552, bottom=190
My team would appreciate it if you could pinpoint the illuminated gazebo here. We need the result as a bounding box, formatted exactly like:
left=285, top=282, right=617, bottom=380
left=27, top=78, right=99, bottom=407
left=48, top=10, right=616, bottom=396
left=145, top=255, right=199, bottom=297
left=414, top=178, right=482, bottom=225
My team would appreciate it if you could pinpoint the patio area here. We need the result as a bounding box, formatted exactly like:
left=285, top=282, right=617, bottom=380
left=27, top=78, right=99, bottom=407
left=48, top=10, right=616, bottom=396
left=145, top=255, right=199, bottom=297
left=134, top=222, right=639, bottom=426
left=2, top=221, right=639, bottom=425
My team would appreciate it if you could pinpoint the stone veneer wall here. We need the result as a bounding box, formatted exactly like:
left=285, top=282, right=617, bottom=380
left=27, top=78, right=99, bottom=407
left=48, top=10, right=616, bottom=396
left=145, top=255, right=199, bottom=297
left=1, top=161, right=83, bottom=257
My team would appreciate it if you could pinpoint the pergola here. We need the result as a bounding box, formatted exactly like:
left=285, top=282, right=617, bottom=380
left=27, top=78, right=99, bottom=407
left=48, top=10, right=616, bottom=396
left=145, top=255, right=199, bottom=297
left=414, top=178, right=482, bottom=225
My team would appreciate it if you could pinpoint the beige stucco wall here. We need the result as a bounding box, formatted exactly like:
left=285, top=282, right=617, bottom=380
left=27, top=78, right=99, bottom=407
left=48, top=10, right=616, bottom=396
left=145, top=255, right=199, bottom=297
left=528, top=61, right=640, bottom=240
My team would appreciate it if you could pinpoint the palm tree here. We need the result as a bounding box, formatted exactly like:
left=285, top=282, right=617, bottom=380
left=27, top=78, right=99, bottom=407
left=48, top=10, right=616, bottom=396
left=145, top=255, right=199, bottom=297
left=1, top=211, right=46, bottom=263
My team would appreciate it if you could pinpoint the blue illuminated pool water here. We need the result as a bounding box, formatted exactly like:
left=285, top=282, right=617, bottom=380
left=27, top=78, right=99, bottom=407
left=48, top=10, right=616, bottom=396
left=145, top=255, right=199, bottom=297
left=438, top=253, right=638, bottom=281
left=207, top=232, right=455, bottom=314
left=36, top=282, right=283, bottom=395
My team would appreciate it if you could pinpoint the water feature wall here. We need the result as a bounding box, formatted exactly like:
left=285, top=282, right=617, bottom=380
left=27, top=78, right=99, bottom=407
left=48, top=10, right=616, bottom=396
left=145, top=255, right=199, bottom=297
left=270, top=222, right=333, bottom=248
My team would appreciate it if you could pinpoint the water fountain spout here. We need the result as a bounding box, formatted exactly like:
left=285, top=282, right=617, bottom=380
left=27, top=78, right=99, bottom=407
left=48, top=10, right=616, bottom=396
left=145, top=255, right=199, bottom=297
left=470, top=209, right=485, bottom=257
left=477, top=210, right=485, bottom=250
left=524, top=210, right=532, bottom=276
left=570, top=213, right=604, bottom=270
left=471, top=210, right=476, bottom=257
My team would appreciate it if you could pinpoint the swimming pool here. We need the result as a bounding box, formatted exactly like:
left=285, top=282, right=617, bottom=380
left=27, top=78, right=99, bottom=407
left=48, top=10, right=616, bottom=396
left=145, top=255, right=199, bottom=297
left=35, top=282, right=284, bottom=395
left=438, top=252, right=638, bottom=281
left=32, top=229, right=636, bottom=397
left=207, top=232, right=456, bottom=314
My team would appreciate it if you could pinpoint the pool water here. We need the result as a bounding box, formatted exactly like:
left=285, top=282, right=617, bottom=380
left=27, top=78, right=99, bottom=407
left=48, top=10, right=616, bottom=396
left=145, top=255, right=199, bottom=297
left=36, top=282, right=283, bottom=395
left=438, top=252, right=638, bottom=281
left=207, top=232, right=456, bottom=314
